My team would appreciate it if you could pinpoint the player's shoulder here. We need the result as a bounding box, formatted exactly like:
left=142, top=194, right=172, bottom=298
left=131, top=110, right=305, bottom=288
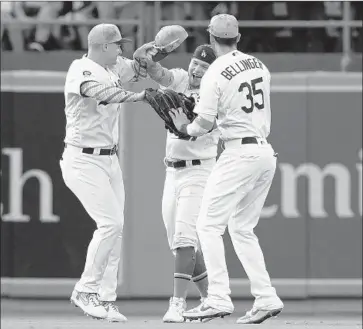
left=206, top=54, right=226, bottom=74
left=66, top=57, right=98, bottom=81
left=68, top=56, right=91, bottom=74
left=244, top=52, right=269, bottom=71
left=170, top=68, right=188, bottom=79
left=166, top=68, right=188, bottom=90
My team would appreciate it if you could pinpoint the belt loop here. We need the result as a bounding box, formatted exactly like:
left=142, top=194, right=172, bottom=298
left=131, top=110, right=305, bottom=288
left=94, top=148, right=100, bottom=155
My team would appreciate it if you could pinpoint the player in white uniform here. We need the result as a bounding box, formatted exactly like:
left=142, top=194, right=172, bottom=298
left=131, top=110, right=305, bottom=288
left=170, top=14, right=284, bottom=324
left=60, top=24, right=147, bottom=322
left=138, top=45, right=219, bottom=322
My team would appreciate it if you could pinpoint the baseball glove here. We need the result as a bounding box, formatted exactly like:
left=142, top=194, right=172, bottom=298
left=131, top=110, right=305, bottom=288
left=144, top=88, right=196, bottom=140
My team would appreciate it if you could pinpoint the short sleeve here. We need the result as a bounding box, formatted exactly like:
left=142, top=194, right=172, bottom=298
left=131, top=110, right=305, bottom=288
left=64, top=61, right=99, bottom=96
left=169, top=69, right=188, bottom=89
left=113, top=57, right=137, bottom=84
left=193, top=66, right=219, bottom=117
left=159, top=68, right=188, bottom=90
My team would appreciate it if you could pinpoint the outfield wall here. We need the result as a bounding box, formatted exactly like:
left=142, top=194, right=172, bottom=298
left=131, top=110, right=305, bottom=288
left=1, top=70, right=362, bottom=298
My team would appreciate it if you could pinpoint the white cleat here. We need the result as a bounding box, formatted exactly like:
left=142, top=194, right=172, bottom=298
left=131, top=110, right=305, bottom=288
left=184, top=297, right=206, bottom=314
left=183, top=299, right=232, bottom=322
left=102, top=301, right=128, bottom=322
left=70, top=290, right=107, bottom=319
left=236, top=304, right=284, bottom=324
left=163, top=297, right=187, bottom=323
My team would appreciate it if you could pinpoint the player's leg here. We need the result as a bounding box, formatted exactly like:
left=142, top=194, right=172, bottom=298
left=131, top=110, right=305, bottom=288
left=162, top=169, right=177, bottom=251
left=183, top=168, right=211, bottom=302
left=192, top=247, right=208, bottom=299
left=171, top=182, right=204, bottom=300
left=60, top=152, right=122, bottom=319
left=177, top=163, right=216, bottom=301
left=164, top=183, right=203, bottom=323
left=182, top=246, right=209, bottom=316
left=185, top=150, right=263, bottom=319
left=228, top=166, right=280, bottom=304
left=227, top=150, right=283, bottom=324
left=161, top=169, right=186, bottom=322
left=163, top=165, right=211, bottom=322
left=98, top=156, right=127, bottom=322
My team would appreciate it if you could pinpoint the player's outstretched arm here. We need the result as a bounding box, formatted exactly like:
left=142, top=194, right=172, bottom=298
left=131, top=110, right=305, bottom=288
left=171, top=65, right=218, bottom=137
left=147, top=61, right=174, bottom=87
left=133, top=42, right=174, bottom=87
left=80, top=80, right=145, bottom=103
left=171, top=110, right=216, bottom=137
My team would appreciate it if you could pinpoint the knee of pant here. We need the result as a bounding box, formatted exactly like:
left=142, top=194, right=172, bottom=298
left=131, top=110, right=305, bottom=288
left=228, top=225, right=254, bottom=239
left=196, top=220, right=225, bottom=236
left=100, top=222, right=123, bottom=236
left=172, top=235, right=198, bottom=251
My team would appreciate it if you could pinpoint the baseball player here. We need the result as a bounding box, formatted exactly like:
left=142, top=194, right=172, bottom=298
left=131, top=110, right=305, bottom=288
left=60, top=24, right=147, bottom=322
left=135, top=44, right=219, bottom=322
left=170, top=14, right=284, bottom=324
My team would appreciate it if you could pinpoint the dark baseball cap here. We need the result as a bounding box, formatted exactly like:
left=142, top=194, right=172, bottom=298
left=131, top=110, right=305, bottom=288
left=192, top=45, right=216, bottom=65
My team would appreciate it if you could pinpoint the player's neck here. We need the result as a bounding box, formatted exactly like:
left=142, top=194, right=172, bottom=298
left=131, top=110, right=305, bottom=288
left=87, top=51, right=107, bottom=68
left=215, top=46, right=237, bottom=58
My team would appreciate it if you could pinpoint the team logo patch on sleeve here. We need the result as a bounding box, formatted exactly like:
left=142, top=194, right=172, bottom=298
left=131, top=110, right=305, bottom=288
left=83, top=71, right=92, bottom=77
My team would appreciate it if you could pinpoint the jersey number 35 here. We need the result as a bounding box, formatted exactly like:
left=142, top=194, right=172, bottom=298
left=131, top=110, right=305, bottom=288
left=238, top=77, right=264, bottom=113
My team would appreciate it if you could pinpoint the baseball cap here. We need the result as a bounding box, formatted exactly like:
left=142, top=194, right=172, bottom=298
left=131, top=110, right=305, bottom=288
left=207, top=14, right=239, bottom=39
left=87, top=24, right=131, bottom=45
left=193, top=45, right=216, bottom=65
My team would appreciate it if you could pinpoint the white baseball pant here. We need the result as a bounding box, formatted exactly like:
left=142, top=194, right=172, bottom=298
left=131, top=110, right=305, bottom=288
left=197, top=141, right=280, bottom=312
left=162, top=158, right=216, bottom=251
left=60, top=144, right=125, bottom=302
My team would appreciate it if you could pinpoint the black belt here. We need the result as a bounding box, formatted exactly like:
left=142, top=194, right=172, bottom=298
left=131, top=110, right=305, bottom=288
left=241, top=137, right=266, bottom=145
left=166, top=159, right=201, bottom=168
left=65, top=144, right=118, bottom=155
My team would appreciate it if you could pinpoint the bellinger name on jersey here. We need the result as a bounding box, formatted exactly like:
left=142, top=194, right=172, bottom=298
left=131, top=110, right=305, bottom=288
left=220, top=56, right=264, bottom=81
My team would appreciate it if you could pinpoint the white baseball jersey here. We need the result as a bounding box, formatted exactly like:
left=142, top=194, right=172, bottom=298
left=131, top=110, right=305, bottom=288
left=161, top=69, right=220, bottom=160
left=63, top=55, right=136, bottom=148
left=194, top=51, right=271, bottom=141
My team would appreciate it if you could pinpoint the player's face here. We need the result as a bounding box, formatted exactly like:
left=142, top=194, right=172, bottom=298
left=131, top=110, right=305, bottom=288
left=188, top=58, right=210, bottom=88
left=105, top=42, right=122, bottom=65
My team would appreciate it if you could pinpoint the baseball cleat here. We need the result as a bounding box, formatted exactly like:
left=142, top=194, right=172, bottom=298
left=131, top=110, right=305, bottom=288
left=163, top=297, right=186, bottom=323
left=70, top=290, right=107, bottom=319
left=183, top=301, right=232, bottom=321
left=236, top=305, right=283, bottom=324
left=101, top=301, right=127, bottom=322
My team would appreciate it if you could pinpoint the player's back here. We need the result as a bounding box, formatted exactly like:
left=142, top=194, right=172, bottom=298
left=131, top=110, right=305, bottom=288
left=212, top=50, right=271, bottom=141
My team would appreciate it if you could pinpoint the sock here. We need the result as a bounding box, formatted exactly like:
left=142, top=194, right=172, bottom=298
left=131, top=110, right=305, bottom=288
left=192, top=248, right=208, bottom=298
left=173, top=247, right=196, bottom=299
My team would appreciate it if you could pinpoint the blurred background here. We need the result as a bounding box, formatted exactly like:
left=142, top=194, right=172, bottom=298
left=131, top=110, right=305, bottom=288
left=1, top=0, right=362, bottom=305
left=0, top=1, right=362, bottom=55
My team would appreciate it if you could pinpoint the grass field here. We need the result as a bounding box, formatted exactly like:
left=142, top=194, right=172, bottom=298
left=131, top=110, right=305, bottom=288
left=1, top=298, right=362, bottom=329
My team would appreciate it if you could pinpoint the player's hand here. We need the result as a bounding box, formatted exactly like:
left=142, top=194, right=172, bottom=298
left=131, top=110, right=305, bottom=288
left=170, top=107, right=190, bottom=130
left=133, top=41, right=158, bottom=62
left=133, top=91, right=147, bottom=102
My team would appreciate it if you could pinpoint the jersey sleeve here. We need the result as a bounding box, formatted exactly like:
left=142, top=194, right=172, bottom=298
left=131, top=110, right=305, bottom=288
left=64, top=60, right=99, bottom=96
left=113, top=57, right=138, bottom=83
left=193, top=67, right=219, bottom=117
left=162, top=68, right=188, bottom=90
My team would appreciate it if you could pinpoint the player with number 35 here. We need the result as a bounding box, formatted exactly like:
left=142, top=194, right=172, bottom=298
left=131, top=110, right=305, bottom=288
left=171, top=14, right=284, bottom=324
